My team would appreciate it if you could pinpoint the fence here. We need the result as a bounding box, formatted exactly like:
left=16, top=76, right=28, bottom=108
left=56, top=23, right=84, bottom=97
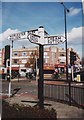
left=44, top=83, right=84, bottom=108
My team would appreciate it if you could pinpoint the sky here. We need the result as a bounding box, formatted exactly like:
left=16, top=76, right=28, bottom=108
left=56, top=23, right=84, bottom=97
left=0, top=1, right=84, bottom=59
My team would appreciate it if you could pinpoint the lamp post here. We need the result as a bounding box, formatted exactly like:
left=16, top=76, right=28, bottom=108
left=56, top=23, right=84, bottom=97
left=61, top=3, right=71, bottom=105
left=61, top=2, right=69, bottom=81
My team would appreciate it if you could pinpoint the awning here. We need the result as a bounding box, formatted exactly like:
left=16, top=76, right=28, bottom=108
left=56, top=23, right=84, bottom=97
left=7, top=67, right=19, bottom=70
left=54, top=64, right=66, bottom=68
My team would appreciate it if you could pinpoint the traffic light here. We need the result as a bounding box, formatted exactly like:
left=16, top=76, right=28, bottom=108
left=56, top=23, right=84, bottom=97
left=70, top=51, right=76, bottom=65
left=4, top=45, right=10, bottom=67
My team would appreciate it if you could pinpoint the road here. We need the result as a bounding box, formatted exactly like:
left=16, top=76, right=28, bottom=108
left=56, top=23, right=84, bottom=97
left=1, top=78, right=84, bottom=103
left=1, top=78, right=66, bottom=96
left=1, top=80, right=38, bottom=97
left=1, top=78, right=84, bottom=119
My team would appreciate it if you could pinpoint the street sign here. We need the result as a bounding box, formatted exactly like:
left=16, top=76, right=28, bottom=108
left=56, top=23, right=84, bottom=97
left=44, top=36, right=65, bottom=45
left=8, top=30, right=65, bottom=45
left=27, top=33, right=40, bottom=44
left=8, top=31, right=28, bottom=40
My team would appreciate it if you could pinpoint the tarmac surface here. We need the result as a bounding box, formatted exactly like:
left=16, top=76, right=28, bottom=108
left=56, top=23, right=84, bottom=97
left=1, top=78, right=84, bottom=119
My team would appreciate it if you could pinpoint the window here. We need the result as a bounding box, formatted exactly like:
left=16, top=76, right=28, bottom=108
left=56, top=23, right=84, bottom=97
left=13, top=59, right=18, bottom=64
left=60, top=53, right=65, bottom=56
left=44, top=52, right=47, bottom=56
left=60, top=62, right=65, bottom=64
left=22, top=52, right=27, bottom=56
left=13, top=52, right=18, bottom=56
left=22, top=59, right=27, bottom=63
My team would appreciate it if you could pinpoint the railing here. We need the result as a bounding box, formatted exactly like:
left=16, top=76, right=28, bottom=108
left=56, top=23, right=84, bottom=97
left=44, top=83, right=84, bottom=108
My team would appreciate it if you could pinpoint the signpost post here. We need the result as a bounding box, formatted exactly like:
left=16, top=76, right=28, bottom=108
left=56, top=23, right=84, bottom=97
left=8, top=26, right=65, bottom=109
left=38, top=44, right=44, bottom=108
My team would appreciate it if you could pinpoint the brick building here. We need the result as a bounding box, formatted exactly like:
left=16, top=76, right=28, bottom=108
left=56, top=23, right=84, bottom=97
left=1, top=45, right=81, bottom=74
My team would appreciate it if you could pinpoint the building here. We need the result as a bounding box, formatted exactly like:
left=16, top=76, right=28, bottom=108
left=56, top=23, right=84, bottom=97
left=44, top=46, right=81, bottom=73
left=12, top=46, right=39, bottom=73
left=1, top=45, right=81, bottom=74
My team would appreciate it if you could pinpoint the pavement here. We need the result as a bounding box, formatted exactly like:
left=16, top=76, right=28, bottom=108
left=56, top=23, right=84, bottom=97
left=1, top=92, right=83, bottom=119
left=1, top=89, right=84, bottom=118
left=1, top=78, right=84, bottom=119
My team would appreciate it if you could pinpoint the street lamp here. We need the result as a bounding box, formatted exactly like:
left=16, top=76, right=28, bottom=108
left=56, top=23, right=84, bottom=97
left=60, top=2, right=69, bottom=81
left=60, top=3, right=71, bottom=105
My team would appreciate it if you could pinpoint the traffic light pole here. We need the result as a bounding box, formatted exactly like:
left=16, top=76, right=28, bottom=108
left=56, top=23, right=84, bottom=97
left=9, top=45, right=12, bottom=97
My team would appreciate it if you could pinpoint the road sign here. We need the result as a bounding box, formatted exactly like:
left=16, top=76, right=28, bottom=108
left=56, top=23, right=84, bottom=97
left=8, top=29, right=65, bottom=45
left=28, top=34, right=65, bottom=45
left=44, top=36, right=65, bottom=45
left=27, top=33, right=40, bottom=44
left=8, top=31, right=28, bottom=40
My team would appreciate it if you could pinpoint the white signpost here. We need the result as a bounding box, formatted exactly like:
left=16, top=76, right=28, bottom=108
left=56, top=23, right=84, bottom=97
left=8, top=27, right=65, bottom=108
left=27, top=33, right=40, bottom=45
left=44, top=35, right=65, bottom=45
left=28, top=34, right=65, bottom=45
left=8, top=31, right=28, bottom=40
left=8, top=31, right=65, bottom=45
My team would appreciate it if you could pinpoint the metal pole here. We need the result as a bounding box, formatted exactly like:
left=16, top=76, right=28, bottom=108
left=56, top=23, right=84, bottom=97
left=64, top=8, right=68, bottom=82
left=36, top=56, right=38, bottom=83
left=60, top=2, right=69, bottom=81
left=38, top=44, right=44, bottom=109
left=71, top=65, right=74, bottom=81
left=18, top=64, right=20, bottom=82
left=61, top=2, right=71, bottom=105
left=64, top=6, right=71, bottom=106
left=9, top=45, right=12, bottom=97
left=9, top=40, right=13, bottom=97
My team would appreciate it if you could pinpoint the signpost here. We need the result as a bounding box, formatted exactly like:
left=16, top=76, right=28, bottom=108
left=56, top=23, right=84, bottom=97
left=27, top=33, right=40, bottom=45
left=8, top=32, right=65, bottom=45
left=8, top=31, right=28, bottom=40
left=44, top=36, right=65, bottom=45
left=8, top=26, right=65, bottom=109
left=28, top=34, right=65, bottom=45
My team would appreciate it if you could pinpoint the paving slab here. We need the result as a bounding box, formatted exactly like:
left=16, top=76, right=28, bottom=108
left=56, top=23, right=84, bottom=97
left=3, top=93, right=84, bottom=119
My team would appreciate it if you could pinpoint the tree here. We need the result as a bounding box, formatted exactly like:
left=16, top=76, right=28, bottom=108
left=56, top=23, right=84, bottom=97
left=25, top=51, right=38, bottom=70
left=25, top=57, right=36, bottom=69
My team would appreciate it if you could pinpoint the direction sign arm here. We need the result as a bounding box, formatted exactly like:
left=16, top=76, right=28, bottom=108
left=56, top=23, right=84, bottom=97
left=44, top=35, right=66, bottom=45
left=27, top=33, right=41, bottom=45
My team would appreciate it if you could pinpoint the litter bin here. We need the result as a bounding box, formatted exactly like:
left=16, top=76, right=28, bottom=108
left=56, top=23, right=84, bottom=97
left=77, top=74, right=80, bottom=82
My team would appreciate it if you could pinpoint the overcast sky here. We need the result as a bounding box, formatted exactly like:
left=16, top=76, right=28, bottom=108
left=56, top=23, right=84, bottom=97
left=0, top=1, right=83, bottom=59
